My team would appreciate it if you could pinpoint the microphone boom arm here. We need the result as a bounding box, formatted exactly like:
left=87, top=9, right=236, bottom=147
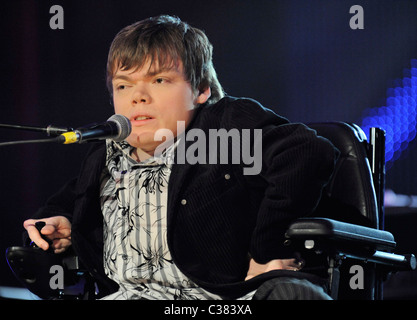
left=0, top=136, right=65, bottom=147
left=0, top=123, right=72, bottom=136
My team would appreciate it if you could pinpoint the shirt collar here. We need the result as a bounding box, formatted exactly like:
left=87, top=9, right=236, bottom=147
left=105, top=139, right=179, bottom=168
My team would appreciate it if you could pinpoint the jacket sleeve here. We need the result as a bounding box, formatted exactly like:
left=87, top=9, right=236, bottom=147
left=34, top=179, right=78, bottom=220
left=227, top=98, right=339, bottom=263
left=22, top=142, right=106, bottom=245
left=22, top=177, right=77, bottom=245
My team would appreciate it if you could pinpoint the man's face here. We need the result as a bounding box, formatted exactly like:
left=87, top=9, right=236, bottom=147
left=111, top=58, right=210, bottom=157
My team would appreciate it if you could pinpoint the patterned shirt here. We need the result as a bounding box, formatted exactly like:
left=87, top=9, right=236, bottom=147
left=99, top=139, right=224, bottom=300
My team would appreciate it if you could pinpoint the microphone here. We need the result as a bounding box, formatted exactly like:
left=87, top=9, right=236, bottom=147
left=59, top=114, right=132, bottom=144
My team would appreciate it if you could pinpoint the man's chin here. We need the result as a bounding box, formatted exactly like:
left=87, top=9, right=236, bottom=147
left=126, top=135, right=158, bottom=152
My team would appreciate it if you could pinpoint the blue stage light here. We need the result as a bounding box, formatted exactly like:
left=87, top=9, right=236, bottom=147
left=361, top=59, right=417, bottom=169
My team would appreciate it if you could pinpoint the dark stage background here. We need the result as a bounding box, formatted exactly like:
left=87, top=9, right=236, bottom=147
left=1, top=0, right=417, bottom=290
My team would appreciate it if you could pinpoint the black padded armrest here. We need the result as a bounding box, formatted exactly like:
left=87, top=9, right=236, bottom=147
left=6, top=246, right=63, bottom=299
left=6, top=246, right=90, bottom=299
left=286, top=218, right=416, bottom=271
left=286, top=218, right=396, bottom=251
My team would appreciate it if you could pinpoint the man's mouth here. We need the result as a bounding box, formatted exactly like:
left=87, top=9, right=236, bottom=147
left=131, top=115, right=155, bottom=126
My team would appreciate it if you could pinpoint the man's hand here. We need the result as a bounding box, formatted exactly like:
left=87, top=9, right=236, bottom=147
left=245, top=258, right=304, bottom=281
left=23, top=216, right=72, bottom=254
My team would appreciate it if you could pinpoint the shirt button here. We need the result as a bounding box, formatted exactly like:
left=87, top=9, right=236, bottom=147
left=181, top=199, right=187, bottom=205
left=224, top=174, right=231, bottom=180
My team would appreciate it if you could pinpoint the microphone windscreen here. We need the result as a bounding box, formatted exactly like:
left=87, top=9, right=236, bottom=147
left=108, top=114, right=132, bottom=142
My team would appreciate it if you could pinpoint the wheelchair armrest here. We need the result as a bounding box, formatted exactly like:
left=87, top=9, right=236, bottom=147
left=286, top=218, right=416, bottom=271
left=286, top=218, right=396, bottom=250
left=6, top=246, right=64, bottom=299
left=6, top=246, right=93, bottom=299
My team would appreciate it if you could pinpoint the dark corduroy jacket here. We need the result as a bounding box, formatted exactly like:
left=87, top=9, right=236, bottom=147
left=30, top=96, right=338, bottom=298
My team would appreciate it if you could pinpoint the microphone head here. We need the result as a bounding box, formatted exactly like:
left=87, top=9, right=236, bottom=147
left=108, top=114, right=132, bottom=142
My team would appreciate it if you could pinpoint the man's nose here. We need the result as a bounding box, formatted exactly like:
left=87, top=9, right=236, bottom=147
left=132, top=85, right=151, bottom=104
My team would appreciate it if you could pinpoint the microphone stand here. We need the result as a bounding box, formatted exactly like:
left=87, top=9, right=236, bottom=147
left=0, top=136, right=65, bottom=147
left=0, top=123, right=72, bottom=147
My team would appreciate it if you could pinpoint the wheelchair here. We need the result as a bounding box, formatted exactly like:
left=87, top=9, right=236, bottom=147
left=5, top=122, right=416, bottom=300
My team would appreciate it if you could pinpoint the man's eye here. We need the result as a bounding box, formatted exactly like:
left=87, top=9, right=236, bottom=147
left=117, top=85, right=126, bottom=90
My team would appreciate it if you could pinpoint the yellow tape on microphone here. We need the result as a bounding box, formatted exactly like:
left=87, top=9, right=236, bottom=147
left=61, top=132, right=79, bottom=144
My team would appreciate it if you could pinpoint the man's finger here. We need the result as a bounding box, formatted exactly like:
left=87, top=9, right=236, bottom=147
left=52, top=238, right=72, bottom=254
left=24, top=223, right=50, bottom=250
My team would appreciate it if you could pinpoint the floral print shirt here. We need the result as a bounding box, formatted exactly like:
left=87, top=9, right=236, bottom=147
left=99, top=139, right=223, bottom=300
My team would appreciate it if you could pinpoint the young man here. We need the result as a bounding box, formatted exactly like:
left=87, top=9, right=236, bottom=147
left=24, top=15, right=337, bottom=300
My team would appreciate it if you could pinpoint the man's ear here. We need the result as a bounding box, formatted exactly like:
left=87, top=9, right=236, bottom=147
left=196, top=87, right=211, bottom=104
